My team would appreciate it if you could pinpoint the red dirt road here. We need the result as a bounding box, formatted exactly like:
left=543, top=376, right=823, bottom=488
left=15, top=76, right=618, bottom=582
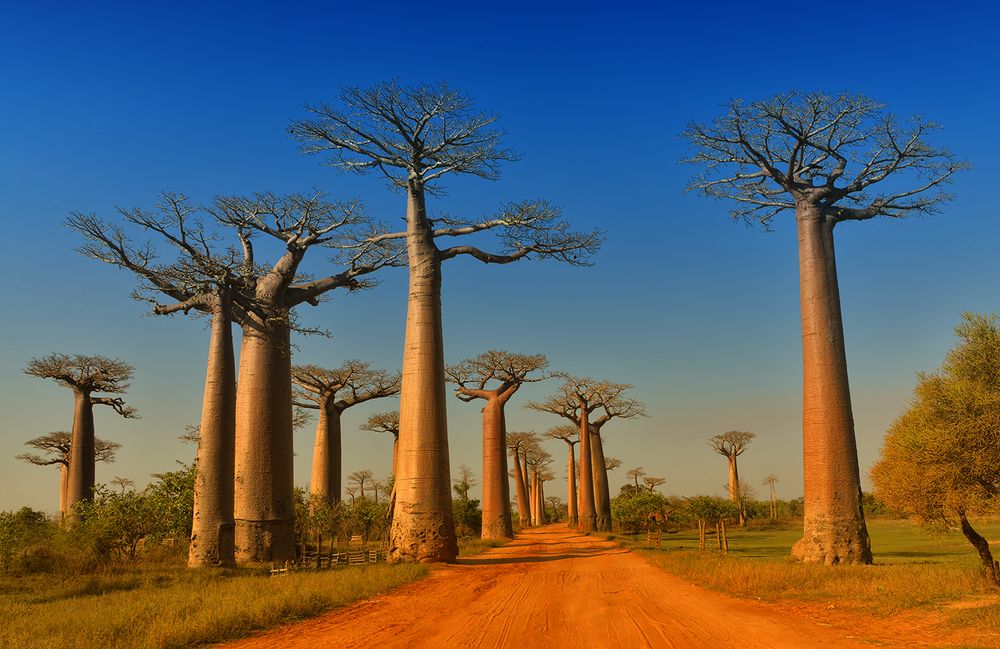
left=220, top=526, right=976, bottom=648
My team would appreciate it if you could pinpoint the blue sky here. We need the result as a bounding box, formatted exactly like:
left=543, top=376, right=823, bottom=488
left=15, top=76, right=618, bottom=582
left=1, top=1, right=997, bottom=513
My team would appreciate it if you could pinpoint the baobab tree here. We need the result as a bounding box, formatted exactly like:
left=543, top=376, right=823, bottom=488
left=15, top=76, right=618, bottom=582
left=69, top=192, right=397, bottom=564
left=710, top=431, right=755, bottom=525
left=643, top=476, right=666, bottom=492
left=447, top=350, right=550, bottom=539
left=69, top=196, right=246, bottom=565
left=24, top=354, right=138, bottom=522
left=506, top=431, right=536, bottom=528
left=709, top=431, right=755, bottom=501
left=16, top=431, right=120, bottom=518
left=293, top=361, right=400, bottom=506
left=544, top=425, right=579, bottom=526
left=626, top=467, right=647, bottom=490
left=528, top=378, right=645, bottom=531
left=763, top=475, right=779, bottom=520
left=453, top=464, right=478, bottom=501
left=361, top=411, right=401, bottom=475
left=348, top=469, right=375, bottom=500
left=525, top=447, right=552, bottom=526
left=292, top=82, right=602, bottom=562
left=685, top=92, right=965, bottom=564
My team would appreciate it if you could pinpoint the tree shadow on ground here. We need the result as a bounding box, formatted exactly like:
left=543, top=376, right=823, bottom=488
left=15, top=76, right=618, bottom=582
left=457, top=548, right=630, bottom=566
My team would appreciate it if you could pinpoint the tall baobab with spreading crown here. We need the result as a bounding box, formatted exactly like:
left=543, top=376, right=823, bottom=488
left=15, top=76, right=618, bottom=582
left=528, top=378, right=645, bottom=531
left=70, top=192, right=399, bottom=563
left=17, top=432, right=120, bottom=519
left=447, top=350, right=550, bottom=539
left=24, top=354, right=137, bottom=522
left=292, top=82, right=601, bottom=562
left=686, top=92, right=965, bottom=563
left=69, top=195, right=246, bottom=566
left=293, top=361, right=400, bottom=506
left=544, top=425, right=579, bottom=526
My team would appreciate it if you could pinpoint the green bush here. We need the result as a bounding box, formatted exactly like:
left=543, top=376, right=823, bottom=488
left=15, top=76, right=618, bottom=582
left=611, top=490, right=669, bottom=533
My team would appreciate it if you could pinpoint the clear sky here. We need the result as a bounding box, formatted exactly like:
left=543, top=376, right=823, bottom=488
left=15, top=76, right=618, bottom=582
left=1, top=1, right=997, bottom=514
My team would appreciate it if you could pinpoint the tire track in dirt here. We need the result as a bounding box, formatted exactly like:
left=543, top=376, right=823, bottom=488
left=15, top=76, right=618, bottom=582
left=218, top=525, right=979, bottom=648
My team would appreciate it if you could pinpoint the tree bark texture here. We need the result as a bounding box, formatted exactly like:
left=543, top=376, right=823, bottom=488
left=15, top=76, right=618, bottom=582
left=389, top=187, right=458, bottom=563
left=480, top=399, right=513, bottom=538
left=566, top=444, right=578, bottom=527
left=727, top=456, right=739, bottom=501
left=310, top=401, right=343, bottom=506
left=65, top=391, right=96, bottom=523
left=234, top=324, right=296, bottom=562
left=790, top=204, right=872, bottom=565
left=590, top=431, right=612, bottom=532
left=577, top=411, right=597, bottom=531
left=188, top=300, right=236, bottom=567
left=512, top=448, right=530, bottom=528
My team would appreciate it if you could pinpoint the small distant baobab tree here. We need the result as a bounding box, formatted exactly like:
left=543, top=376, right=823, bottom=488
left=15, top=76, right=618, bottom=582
left=453, top=464, right=478, bottom=501
left=506, top=431, right=536, bottom=528
left=643, top=476, right=666, bottom=492
left=709, top=431, right=754, bottom=501
left=525, top=448, right=552, bottom=526
left=447, top=350, right=550, bottom=539
left=544, top=425, right=579, bottom=526
left=293, top=361, right=400, bottom=506
left=348, top=469, right=376, bottom=500
left=710, top=430, right=755, bottom=525
left=24, top=354, right=138, bottom=522
left=528, top=378, right=645, bottom=531
left=685, top=92, right=965, bottom=564
left=361, top=411, right=401, bottom=475
left=110, top=476, right=135, bottom=493
left=762, top=475, right=779, bottom=520
left=292, top=82, right=602, bottom=562
left=626, top=467, right=647, bottom=490
left=16, top=432, right=120, bottom=519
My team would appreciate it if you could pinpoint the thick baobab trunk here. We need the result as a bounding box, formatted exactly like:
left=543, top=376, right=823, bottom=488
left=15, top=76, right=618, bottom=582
left=234, top=324, right=296, bottom=562
left=512, top=449, right=530, bottom=528
left=566, top=444, right=578, bottom=527
left=65, top=391, right=95, bottom=522
left=480, top=400, right=513, bottom=539
left=959, top=510, right=1000, bottom=586
left=189, top=301, right=236, bottom=567
left=577, top=412, right=597, bottom=531
left=59, top=464, right=68, bottom=521
left=790, top=205, right=872, bottom=565
left=391, top=435, right=399, bottom=477
left=389, top=186, right=458, bottom=563
left=539, top=480, right=547, bottom=524
left=590, top=431, right=612, bottom=532
left=310, top=401, right=343, bottom=506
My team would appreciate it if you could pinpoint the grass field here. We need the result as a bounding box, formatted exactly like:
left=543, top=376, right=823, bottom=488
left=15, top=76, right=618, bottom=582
left=606, top=518, right=1000, bottom=625
left=0, top=561, right=427, bottom=649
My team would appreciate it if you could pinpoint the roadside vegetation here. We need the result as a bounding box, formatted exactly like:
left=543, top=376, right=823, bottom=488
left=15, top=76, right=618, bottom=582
left=604, top=517, right=1000, bottom=627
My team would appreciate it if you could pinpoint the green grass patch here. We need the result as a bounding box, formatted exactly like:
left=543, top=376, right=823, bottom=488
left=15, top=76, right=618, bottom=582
left=0, top=562, right=427, bottom=649
left=610, top=519, right=1000, bottom=626
left=457, top=537, right=508, bottom=557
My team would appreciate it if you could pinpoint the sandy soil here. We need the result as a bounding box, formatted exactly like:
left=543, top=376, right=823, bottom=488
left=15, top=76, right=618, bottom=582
left=220, top=525, right=993, bottom=648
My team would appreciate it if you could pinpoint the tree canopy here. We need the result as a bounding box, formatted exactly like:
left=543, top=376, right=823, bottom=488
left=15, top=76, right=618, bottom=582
left=872, top=313, right=1000, bottom=584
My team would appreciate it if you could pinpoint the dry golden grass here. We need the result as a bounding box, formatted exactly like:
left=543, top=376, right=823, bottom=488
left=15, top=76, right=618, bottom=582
left=606, top=519, right=1000, bottom=627
left=0, top=563, right=426, bottom=649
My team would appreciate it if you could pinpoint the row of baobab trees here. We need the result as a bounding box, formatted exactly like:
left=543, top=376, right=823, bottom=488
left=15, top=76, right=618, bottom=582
left=22, top=80, right=964, bottom=568
left=27, top=83, right=602, bottom=568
